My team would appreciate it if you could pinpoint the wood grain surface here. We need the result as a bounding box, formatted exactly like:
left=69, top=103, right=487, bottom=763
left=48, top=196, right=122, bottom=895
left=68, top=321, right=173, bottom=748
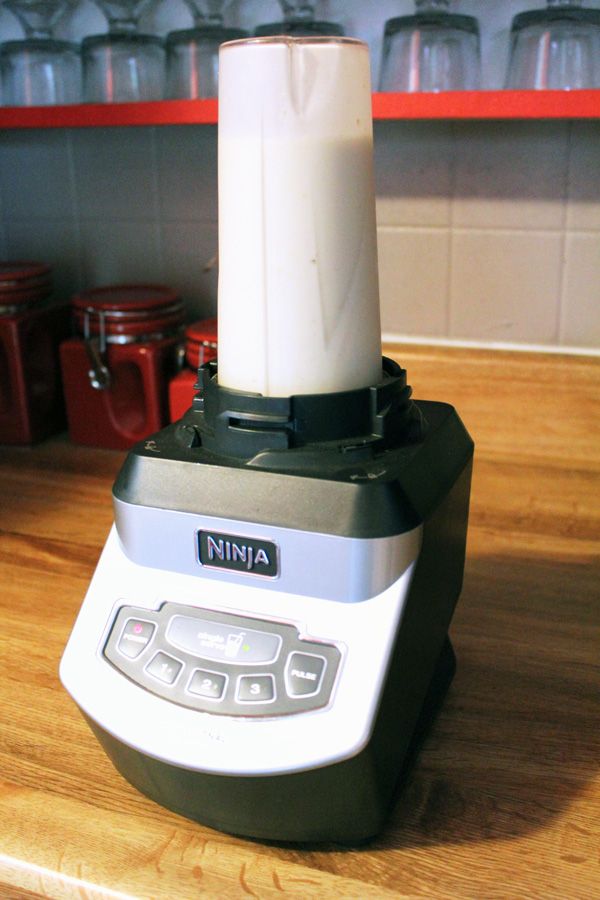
left=0, top=344, right=598, bottom=900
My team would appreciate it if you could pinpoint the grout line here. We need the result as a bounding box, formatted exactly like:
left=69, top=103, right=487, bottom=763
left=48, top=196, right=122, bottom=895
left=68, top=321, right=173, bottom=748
left=149, top=126, right=165, bottom=280
left=446, top=119, right=458, bottom=336
left=381, top=332, right=600, bottom=357
left=557, top=121, right=574, bottom=344
left=0, top=137, right=7, bottom=256
left=375, top=223, right=600, bottom=236
left=65, top=128, right=84, bottom=290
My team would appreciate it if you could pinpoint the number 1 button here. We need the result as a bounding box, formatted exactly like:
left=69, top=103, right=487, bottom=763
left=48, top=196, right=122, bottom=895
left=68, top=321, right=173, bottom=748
left=237, top=674, right=275, bottom=703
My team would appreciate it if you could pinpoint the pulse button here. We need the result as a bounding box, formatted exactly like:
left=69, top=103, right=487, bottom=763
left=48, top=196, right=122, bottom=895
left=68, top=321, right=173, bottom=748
left=117, top=619, right=155, bottom=659
left=285, top=652, right=326, bottom=697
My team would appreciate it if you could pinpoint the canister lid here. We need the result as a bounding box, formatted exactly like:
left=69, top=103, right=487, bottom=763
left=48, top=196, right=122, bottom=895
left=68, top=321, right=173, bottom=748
left=0, top=284, right=52, bottom=304
left=185, top=317, right=218, bottom=368
left=73, top=284, right=185, bottom=341
left=0, top=279, right=51, bottom=296
left=186, top=317, right=218, bottom=344
left=73, top=284, right=179, bottom=313
left=0, top=261, right=51, bottom=284
left=0, top=261, right=53, bottom=314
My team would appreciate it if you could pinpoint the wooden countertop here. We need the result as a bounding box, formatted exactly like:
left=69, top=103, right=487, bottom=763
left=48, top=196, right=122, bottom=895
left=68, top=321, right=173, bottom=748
left=1, top=345, right=598, bottom=899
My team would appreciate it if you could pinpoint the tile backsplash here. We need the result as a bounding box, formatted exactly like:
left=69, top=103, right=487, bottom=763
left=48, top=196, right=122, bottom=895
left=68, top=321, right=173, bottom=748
left=1, top=118, right=598, bottom=352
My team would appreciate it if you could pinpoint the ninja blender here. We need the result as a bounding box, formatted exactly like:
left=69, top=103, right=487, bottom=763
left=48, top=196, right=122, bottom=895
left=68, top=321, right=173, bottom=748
left=60, top=36, right=473, bottom=843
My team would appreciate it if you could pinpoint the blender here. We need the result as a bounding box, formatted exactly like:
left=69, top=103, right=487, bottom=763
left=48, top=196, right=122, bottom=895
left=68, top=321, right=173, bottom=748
left=60, top=36, right=473, bottom=843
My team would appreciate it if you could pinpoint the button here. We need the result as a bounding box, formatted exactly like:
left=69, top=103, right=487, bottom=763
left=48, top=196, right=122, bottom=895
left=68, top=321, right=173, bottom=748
left=236, top=674, right=276, bottom=703
left=167, top=615, right=281, bottom=665
left=117, top=619, right=156, bottom=659
left=285, top=652, right=326, bottom=697
left=145, top=652, right=183, bottom=685
left=188, top=669, right=227, bottom=700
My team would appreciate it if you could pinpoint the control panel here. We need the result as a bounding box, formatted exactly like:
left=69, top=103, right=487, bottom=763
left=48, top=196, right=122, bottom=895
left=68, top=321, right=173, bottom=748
left=103, top=602, right=341, bottom=717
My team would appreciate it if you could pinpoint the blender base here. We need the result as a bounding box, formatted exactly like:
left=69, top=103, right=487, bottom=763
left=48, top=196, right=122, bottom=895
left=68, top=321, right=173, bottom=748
left=60, top=364, right=473, bottom=844
left=84, top=636, right=456, bottom=845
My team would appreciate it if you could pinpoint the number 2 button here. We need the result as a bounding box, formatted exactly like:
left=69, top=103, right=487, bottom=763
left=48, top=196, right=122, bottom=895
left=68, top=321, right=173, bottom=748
left=188, top=669, right=227, bottom=700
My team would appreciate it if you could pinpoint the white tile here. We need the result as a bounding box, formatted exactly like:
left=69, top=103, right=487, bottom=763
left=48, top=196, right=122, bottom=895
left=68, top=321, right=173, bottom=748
left=378, top=228, right=449, bottom=337
left=72, top=127, right=159, bottom=222
left=0, top=130, right=74, bottom=220
left=5, top=219, right=82, bottom=301
left=374, top=121, right=453, bottom=227
left=561, top=232, right=600, bottom=348
left=79, top=220, right=163, bottom=287
left=566, top=122, right=600, bottom=232
left=452, top=121, right=569, bottom=231
left=449, top=230, right=562, bottom=344
left=156, top=125, right=218, bottom=224
left=161, top=222, right=218, bottom=320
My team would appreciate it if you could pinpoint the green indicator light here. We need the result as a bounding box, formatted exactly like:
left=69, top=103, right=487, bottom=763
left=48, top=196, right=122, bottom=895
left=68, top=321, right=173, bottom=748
left=242, top=644, right=251, bottom=652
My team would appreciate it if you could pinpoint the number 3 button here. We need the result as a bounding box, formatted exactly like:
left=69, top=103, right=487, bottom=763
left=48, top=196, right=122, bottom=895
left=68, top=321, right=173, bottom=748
left=237, top=674, right=276, bottom=703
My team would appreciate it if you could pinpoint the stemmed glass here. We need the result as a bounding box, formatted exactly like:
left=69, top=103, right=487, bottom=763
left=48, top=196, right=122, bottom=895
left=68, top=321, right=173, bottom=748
left=505, top=0, right=600, bottom=90
left=166, top=0, right=247, bottom=99
left=379, top=0, right=480, bottom=92
left=254, top=1, right=344, bottom=38
left=0, top=0, right=81, bottom=105
left=82, top=0, right=165, bottom=102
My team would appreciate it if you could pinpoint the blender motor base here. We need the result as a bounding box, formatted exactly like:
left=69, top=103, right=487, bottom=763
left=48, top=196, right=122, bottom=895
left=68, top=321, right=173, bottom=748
left=84, top=637, right=456, bottom=845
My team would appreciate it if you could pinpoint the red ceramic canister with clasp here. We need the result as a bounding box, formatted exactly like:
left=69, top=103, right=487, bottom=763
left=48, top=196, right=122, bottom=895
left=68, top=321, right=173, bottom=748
left=169, top=317, right=217, bottom=422
left=0, top=262, right=70, bottom=445
left=60, top=284, right=185, bottom=450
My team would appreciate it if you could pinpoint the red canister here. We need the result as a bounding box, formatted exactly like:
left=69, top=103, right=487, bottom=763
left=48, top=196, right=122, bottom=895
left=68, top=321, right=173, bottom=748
left=169, top=317, right=217, bottom=422
left=60, top=284, right=185, bottom=450
left=0, top=262, right=69, bottom=445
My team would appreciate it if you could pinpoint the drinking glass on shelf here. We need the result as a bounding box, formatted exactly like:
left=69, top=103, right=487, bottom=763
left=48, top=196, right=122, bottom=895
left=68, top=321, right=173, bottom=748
left=254, top=1, right=344, bottom=38
left=505, top=0, right=600, bottom=90
left=379, top=0, right=480, bottom=93
left=166, top=0, right=247, bottom=99
left=82, top=0, right=165, bottom=102
left=0, top=0, right=81, bottom=105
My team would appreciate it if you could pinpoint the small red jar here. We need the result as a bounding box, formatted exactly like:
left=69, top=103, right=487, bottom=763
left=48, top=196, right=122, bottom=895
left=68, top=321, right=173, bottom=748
left=169, top=317, right=217, bottom=422
left=60, top=284, right=185, bottom=450
left=0, top=262, right=70, bottom=445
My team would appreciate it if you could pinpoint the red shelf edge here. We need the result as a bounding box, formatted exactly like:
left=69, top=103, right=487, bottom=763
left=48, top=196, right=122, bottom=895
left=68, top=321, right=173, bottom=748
left=372, top=89, right=600, bottom=120
left=0, top=98, right=219, bottom=128
left=0, top=91, right=598, bottom=128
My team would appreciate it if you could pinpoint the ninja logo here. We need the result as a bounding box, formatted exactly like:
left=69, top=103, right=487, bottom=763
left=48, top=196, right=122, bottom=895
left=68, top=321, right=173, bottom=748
left=198, top=531, right=278, bottom=577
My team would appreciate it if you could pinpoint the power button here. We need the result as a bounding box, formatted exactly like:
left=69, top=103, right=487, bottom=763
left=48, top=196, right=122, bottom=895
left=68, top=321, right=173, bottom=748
left=117, top=619, right=155, bottom=659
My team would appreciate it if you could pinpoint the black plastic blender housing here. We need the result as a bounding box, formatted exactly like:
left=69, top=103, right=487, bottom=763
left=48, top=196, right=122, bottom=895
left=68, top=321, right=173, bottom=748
left=100, top=355, right=474, bottom=843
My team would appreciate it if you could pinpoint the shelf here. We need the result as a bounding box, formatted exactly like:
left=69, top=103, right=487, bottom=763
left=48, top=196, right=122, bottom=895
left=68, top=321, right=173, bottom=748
left=0, top=98, right=219, bottom=128
left=372, top=89, right=600, bottom=120
left=0, top=90, right=598, bottom=128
